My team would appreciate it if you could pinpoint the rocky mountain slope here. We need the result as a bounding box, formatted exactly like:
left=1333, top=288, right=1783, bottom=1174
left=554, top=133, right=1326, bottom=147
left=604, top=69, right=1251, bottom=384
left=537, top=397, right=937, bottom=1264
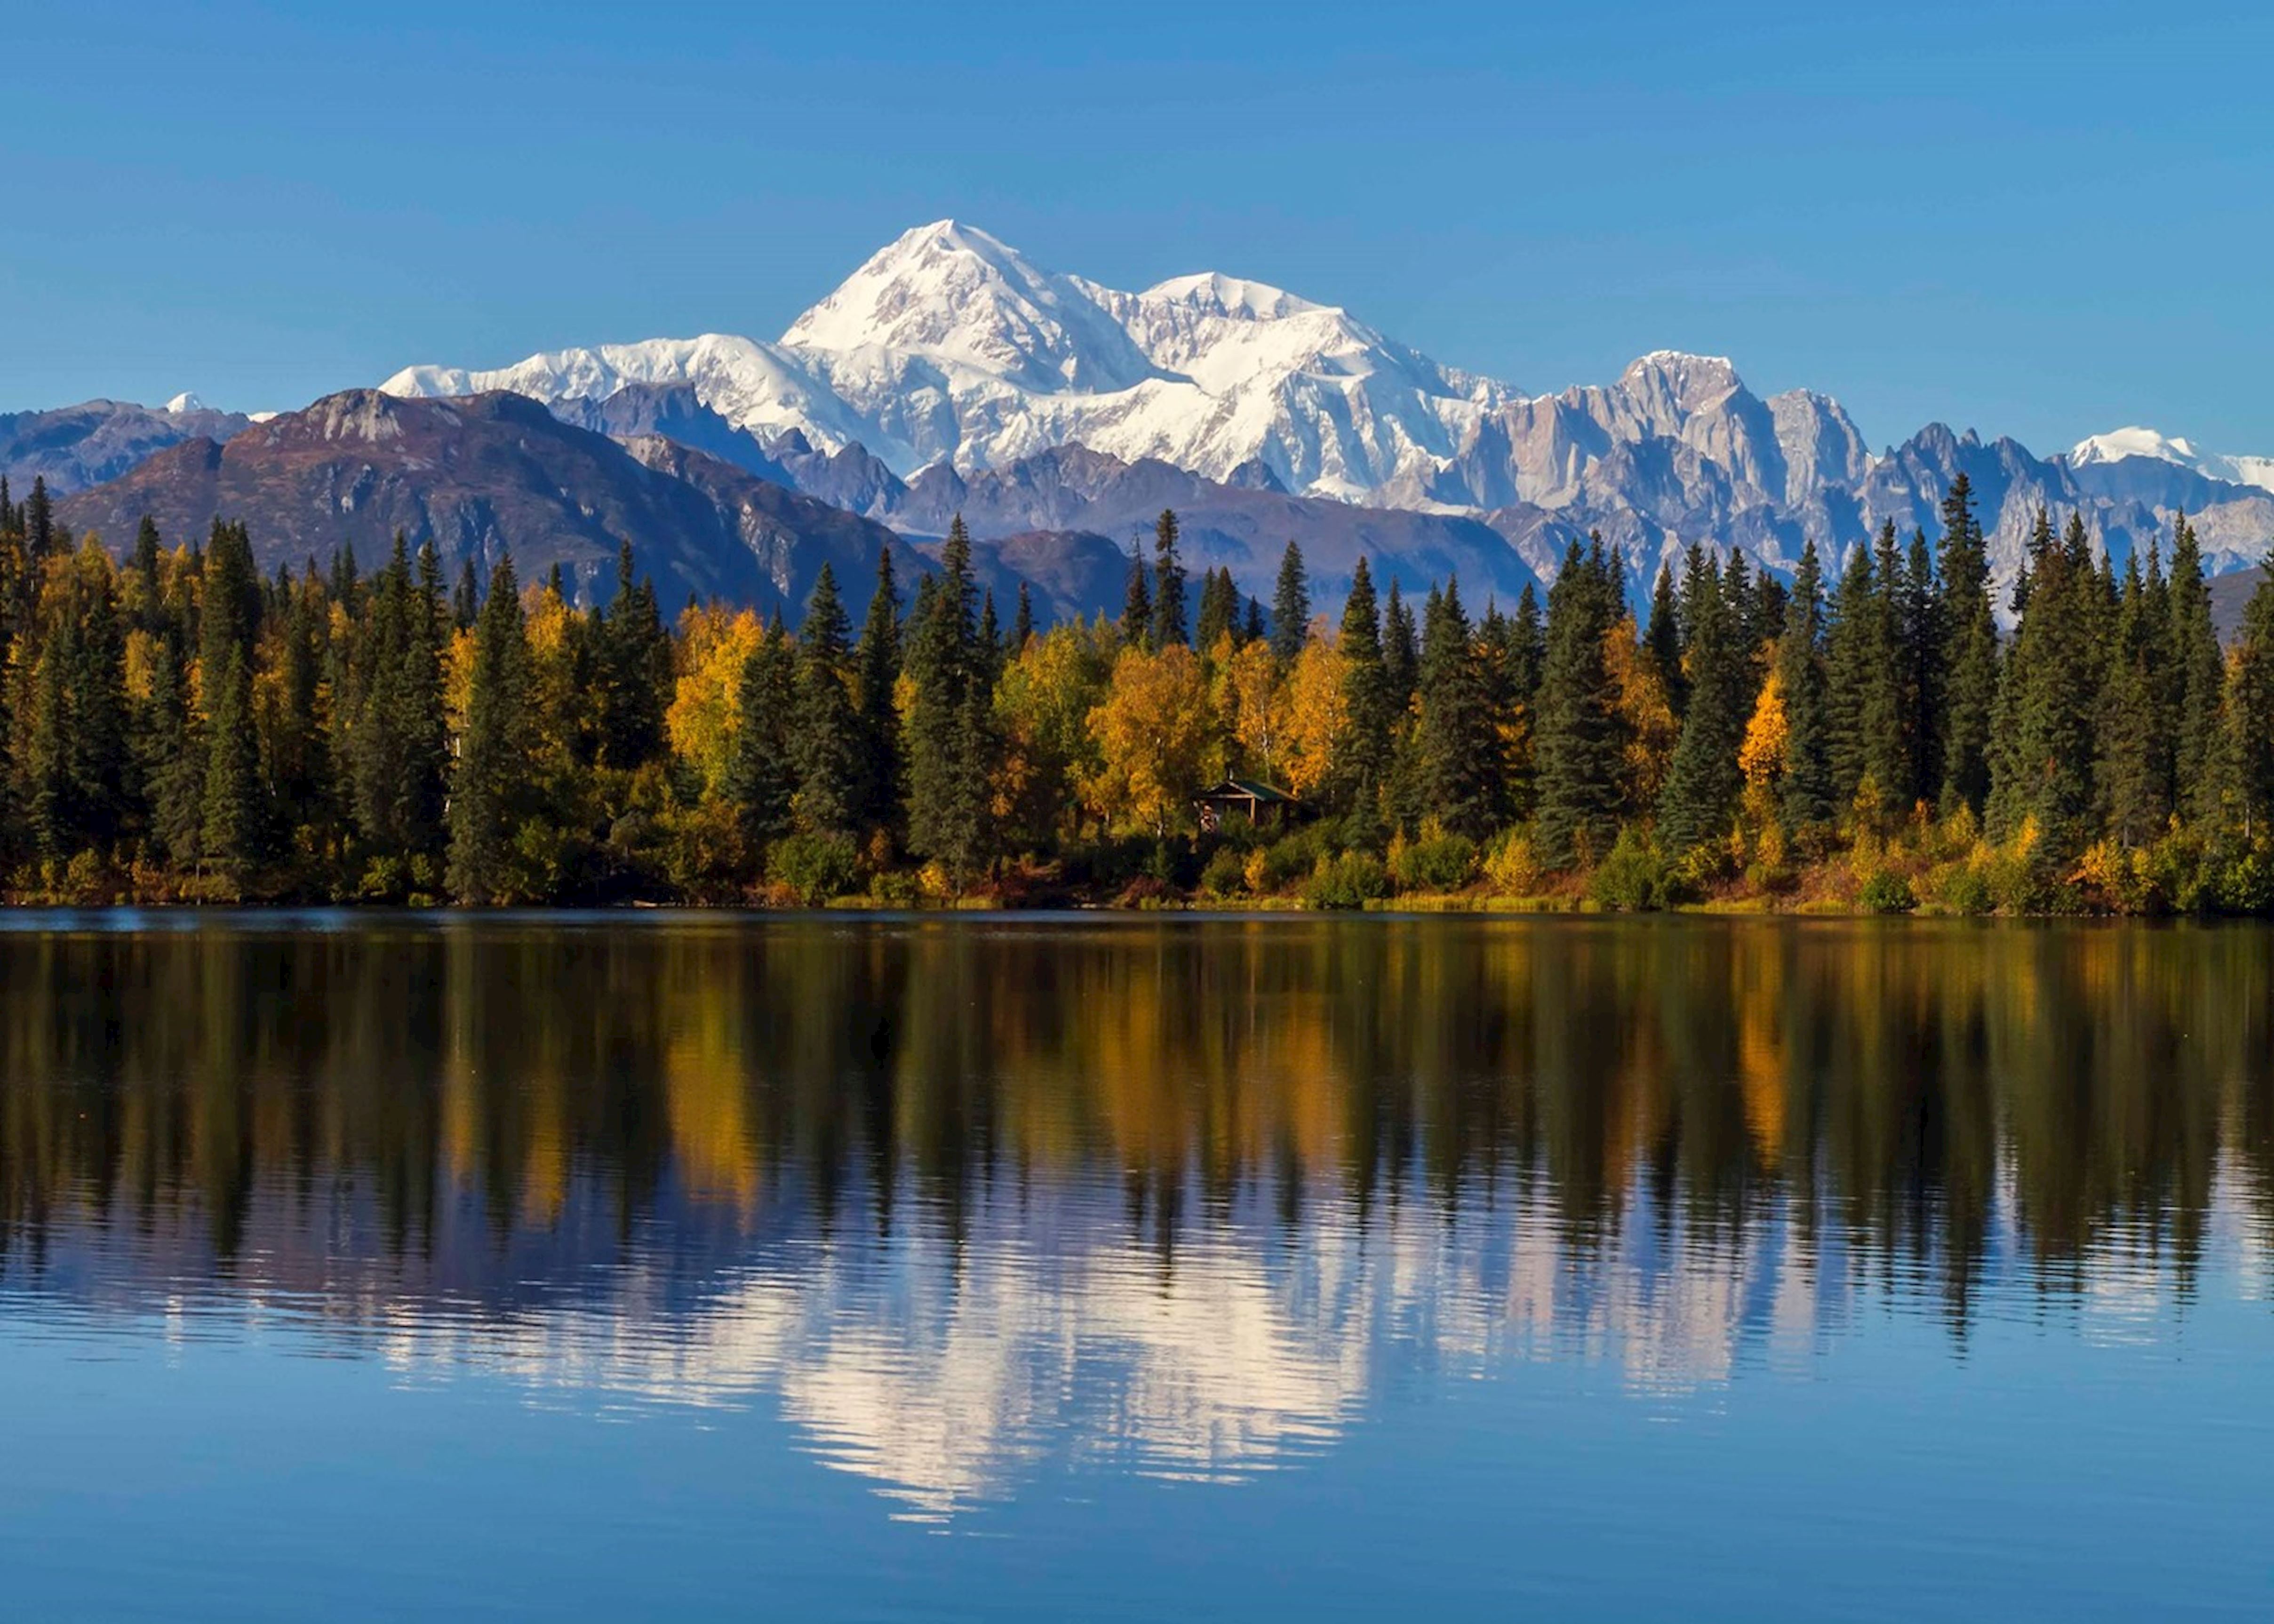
left=2, top=397, right=253, bottom=494
left=54, top=390, right=922, bottom=616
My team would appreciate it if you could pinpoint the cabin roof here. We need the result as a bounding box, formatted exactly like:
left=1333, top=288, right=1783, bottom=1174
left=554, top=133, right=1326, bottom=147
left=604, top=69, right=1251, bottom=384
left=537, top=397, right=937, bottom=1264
left=1195, top=777, right=1298, bottom=804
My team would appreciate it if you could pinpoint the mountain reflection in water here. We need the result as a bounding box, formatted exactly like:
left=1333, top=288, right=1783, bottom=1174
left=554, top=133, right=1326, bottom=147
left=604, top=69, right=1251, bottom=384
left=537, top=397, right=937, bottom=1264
left=3, top=914, right=2271, bottom=1521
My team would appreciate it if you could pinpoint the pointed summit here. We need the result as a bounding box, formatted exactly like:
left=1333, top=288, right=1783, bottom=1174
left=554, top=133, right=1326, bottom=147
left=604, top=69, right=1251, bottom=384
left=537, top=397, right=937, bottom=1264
left=782, top=219, right=1156, bottom=393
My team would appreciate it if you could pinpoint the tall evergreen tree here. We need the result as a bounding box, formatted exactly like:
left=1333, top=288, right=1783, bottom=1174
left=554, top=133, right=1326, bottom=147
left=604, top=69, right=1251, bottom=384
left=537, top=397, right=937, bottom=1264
left=726, top=615, right=798, bottom=848
left=1826, top=529, right=1905, bottom=822
left=1119, top=541, right=1152, bottom=646
left=1936, top=473, right=1998, bottom=817
left=24, top=476, right=55, bottom=559
left=792, top=563, right=862, bottom=837
left=1777, top=540, right=1836, bottom=836
left=1011, top=581, right=1035, bottom=655
left=1269, top=541, right=1310, bottom=664
left=2096, top=551, right=2167, bottom=847
left=595, top=541, right=671, bottom=769
left=1194, top=566, right=1237, bottom=653
left=349, top=534, right=448, bottom=872
left=446, top=557, right=532, bottom=903
left=1899, top=527, right=1941, bottom=801
left=1657, top=553, right=1744, bottom=853
left=2226, top=547, right=2274, bottom=842
left=1533, top=540, right=1628, bottom=868
left=2166, top=513, right=2226, bottom=827
left=1988, top=512, right=2104, bottom=855
left=1149, top=509, right=1188, bottom=649
left=1414, top=577, right=1498, bottom=836
left=199, top=644, right=263, bottom=882
left=905, top=517, right=994, bottom=882
left=1331, top=557, right=1391, bottom=831
left=1644, top=563, right=1686, bottom=718
left=1382, top=581, right=1419, bottom=717
left=451, top=558, right=480, bottom=629
left=852, top=546, right=904, bottom=837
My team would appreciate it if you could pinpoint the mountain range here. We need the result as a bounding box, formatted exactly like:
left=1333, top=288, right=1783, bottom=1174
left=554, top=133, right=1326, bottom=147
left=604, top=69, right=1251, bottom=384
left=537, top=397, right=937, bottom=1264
left=11, top=219, right=2273, bottom=625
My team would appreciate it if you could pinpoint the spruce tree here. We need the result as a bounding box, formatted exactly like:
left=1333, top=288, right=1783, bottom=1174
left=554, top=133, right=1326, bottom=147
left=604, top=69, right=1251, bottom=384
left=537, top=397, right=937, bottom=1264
left=1119, top=542, right=1152, bottom=647
left=451, top=558, right=480, bottom=629
left=1936, top=473, right=1998, bottom=816
left=1644, top=563, right=1685, bottom=718
left=1270, top=541, right=1310, bottom=664
left=2096, top=551, right=2166, bottom=847
left=1657, top=552, right=1744, bottom=853
left=726, top=616, right=798, bottom=848
left=1533, top=540, right=1628, bottom=868
left=1989, top=512, right=2103, bottom=855
left=1149, top=509, right=1188, bottom=648
left=1242, top=594, right=1266, bottom=645
left=791, top=563, right=862, bottom=837
left=906, top=517, right=994, bottom=882
left=446, top=557, right=532, bottom=903
left=1382, top=581, right=1419, bottom=717
left=852, top=546, right=904, bottom=836
left=1900, top=527, right=1941, bottom=801
left=2166, top=513, right=2226, bottom=826
left=1777, top=540, right=1836, bottom=836
left=1194, top=566, right=1236, bottom=653
left=2226, top=548, right=2274, bottom=842
left=1011, top=581, right=1035, bottom=655
left=595, top=541, right=670, bottom=769
left=199, top=644, right=263, bottom=883
left=1331, top=557, right=1391, bottom=832
left=25, top=476, right=55, bottom=559
left=1414, top=576, right=1498, bottom=836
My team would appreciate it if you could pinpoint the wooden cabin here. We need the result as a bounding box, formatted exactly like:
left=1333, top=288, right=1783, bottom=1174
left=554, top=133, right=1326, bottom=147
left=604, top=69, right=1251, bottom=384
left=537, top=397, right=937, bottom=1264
left=1193, top=778, right=1303, bottom=833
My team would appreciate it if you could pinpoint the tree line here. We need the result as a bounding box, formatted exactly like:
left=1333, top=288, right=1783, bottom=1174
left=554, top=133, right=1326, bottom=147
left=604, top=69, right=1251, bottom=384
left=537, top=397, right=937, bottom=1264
left=2, top=471, right=2272, bottom=909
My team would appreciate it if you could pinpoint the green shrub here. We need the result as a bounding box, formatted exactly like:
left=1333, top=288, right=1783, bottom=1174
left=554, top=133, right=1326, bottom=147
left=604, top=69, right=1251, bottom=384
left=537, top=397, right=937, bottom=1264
left=1200, top=845, right=1250, bottom=898
left=1391, top=831, right=1480, bottom=893
left=2214, top=846, right=2274, bottom=915
left=1934, top=862, right=1996, bottom=915
left=1304, top=851, right=1391, bottom=910
left=868, top=868, right=922, bottom=908
left=1858, top=869, right=1917, bottom=915
left=1588, top=828, right=1670, bottom=911
left=768, top=832, right=861, bottom=906
left=1255, top=825, right=1333, bottom=893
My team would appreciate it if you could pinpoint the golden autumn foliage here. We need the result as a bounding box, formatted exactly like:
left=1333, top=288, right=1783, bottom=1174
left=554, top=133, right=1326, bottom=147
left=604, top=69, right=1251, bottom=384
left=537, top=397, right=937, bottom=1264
left=1739, top=667, right=1789, bottom=789
left=1605, top=613, right=1677, bottom=804
left=994, top=622, right=1111, bottom=839
left=1084, top=643, right=1215, bottom=834
left=666, top=603, right=766, bottom=798
left=1219, top=635, right=1290, bottom=786
left=1280, top=637, right=1348, bottom=800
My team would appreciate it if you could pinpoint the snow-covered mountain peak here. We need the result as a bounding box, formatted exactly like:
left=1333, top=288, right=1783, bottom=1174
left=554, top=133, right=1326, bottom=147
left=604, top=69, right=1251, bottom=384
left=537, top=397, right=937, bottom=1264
left=781, top=218, right=1156, bottom=395
left=2068, top=426, right=2274, bottom=495
left=1138, top=271, right=1322, bottom=323
left=164, top=391, right=208, bottom=414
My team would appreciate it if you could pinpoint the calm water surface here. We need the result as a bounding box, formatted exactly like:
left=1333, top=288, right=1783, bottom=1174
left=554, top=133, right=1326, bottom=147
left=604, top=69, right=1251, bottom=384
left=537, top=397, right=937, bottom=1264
left=3, top=913, right=2272, bottom=1620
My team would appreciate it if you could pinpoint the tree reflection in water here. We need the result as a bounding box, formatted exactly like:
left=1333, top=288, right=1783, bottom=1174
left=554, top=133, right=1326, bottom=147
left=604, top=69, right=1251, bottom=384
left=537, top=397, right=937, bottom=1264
left=1, top=915, right=2269, bottom=1515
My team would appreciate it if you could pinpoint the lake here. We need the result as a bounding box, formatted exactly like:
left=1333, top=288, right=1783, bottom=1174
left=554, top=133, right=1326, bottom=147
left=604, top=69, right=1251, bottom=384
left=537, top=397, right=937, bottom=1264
left=2, top=912, right=2271, bottom=1620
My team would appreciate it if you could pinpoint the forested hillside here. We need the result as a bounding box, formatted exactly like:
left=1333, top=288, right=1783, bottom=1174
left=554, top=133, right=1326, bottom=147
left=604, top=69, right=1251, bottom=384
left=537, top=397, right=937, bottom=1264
left=2, top=471, right=2272, bottom=912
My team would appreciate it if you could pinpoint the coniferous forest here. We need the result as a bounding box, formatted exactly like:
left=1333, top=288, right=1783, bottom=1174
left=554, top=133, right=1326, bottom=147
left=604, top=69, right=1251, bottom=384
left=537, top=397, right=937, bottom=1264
left=3, top=471, right=2274, bottom=913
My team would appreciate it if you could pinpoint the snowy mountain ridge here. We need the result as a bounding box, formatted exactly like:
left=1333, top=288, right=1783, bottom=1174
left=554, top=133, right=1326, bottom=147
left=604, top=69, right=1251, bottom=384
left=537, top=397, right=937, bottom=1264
left=2067, top=427, right=2274, bottom=497
left=376, top=219, right=2274, bottom=602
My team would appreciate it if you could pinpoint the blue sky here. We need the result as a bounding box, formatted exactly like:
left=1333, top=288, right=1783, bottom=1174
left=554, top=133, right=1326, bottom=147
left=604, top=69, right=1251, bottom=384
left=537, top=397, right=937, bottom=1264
left=5, top=0, right=2269, bottom=456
